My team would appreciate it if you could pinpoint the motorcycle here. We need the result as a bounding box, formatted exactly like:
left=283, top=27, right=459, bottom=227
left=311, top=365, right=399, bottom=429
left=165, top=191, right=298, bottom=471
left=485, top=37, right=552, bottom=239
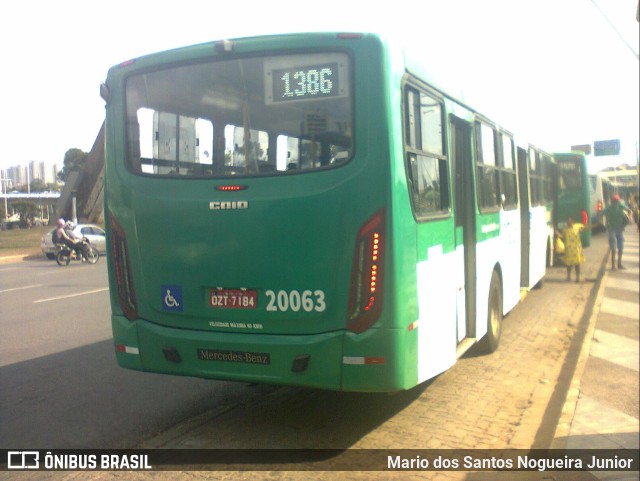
left=55, top=237, right=99, bottom=266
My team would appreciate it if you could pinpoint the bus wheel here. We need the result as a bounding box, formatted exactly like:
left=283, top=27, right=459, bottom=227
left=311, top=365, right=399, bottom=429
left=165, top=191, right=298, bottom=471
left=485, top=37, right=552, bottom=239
left=479, top=270, right=502, bottom=353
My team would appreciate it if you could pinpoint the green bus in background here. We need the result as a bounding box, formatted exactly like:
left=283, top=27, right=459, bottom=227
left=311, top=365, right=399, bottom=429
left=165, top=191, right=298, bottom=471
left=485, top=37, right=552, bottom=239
left=554, top=152, right=591, bottom=247
left=102, top=33, right=552, bottom=392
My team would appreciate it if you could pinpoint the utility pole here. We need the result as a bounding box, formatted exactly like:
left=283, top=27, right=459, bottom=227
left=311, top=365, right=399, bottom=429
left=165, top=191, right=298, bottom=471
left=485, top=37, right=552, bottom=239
left=1, top=169, right=8, bottom=223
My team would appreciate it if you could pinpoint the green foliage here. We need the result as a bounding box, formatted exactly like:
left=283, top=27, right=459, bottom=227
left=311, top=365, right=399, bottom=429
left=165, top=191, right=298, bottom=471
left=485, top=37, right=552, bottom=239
left=30, top=179, right=47, bottom=192
left=58, top=148, right=88, bottom=182
left=12, top=200, right=39, bottom=227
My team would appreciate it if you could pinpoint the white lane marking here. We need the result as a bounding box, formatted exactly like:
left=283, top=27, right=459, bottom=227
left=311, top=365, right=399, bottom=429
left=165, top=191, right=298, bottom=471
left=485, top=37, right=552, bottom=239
left=0, top=284, right=43, bottom=294
left=33, top=287, right=109, bottom=304
left=591, top=329, right=639, bottom=372
left=600, top=297, right=639, bottom=320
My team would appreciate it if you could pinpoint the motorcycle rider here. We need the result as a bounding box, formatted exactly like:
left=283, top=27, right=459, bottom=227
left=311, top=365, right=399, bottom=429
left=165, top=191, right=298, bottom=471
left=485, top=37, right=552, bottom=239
left=53, top=218, right=81, bottom=259
left=64, top=221, right=83, bottom=258
left=64, top=221, right=77, bottom=238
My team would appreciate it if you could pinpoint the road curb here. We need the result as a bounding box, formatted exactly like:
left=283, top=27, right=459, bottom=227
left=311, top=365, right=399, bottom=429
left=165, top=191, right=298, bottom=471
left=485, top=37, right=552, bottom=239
left=0, top=254, right=30, bottom=264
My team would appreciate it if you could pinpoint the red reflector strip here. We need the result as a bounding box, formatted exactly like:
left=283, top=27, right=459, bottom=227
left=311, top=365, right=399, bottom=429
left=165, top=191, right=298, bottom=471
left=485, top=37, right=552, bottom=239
left=365, top=357, right=385, bottom=365
left=216, top=185, right=247, bottom=191
left=115, top=344, right=140, bottom=355
left=343, top=356, right=386, bottom=365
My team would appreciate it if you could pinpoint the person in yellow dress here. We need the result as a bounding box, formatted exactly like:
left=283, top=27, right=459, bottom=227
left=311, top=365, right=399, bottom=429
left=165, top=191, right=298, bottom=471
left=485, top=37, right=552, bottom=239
left=556, top=217, right=591, bottom=282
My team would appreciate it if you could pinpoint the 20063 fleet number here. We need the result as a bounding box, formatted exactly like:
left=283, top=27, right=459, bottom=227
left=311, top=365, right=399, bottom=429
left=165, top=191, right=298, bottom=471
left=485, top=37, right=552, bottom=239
left=265, top=290, right=326, bottom=313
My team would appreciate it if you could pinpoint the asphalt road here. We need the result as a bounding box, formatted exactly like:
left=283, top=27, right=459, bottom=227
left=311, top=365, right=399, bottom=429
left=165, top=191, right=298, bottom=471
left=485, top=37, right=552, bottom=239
left=0, top=258, right=252, bottom=449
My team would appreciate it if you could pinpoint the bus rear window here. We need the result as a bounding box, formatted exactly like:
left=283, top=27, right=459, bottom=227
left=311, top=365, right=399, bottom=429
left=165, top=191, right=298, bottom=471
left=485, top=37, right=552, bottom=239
left=557, top=158, right=583, bottom=191
left=125, top=52, right=353, bottom=177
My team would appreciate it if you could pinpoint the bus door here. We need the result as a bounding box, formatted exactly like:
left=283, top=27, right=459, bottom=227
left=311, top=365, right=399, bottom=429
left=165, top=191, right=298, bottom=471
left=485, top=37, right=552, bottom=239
left=450, top=116, right=476, bottom=344
left=517, top=147, right=531, bottom=287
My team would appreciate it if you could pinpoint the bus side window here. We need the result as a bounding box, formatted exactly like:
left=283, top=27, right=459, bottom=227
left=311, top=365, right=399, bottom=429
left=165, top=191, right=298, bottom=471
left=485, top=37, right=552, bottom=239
left=529, top=149, right=553, bottom=206
left=540, top=154, right=553, bottom=203
left=499, top=134, right=518, bottom=210
left=404, top=86, right=449, bottom=219
left=409, top=153, right=448, bottom=213
left=475, top=122, right=499, bottom=212
left=529, top=149, right=540, bottom=206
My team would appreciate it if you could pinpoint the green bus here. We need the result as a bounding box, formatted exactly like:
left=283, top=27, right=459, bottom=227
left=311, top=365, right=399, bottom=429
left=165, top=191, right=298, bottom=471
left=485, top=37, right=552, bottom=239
left=102, top=32, right=552, bottom=392
left=553, top=152, right=591, bottom=247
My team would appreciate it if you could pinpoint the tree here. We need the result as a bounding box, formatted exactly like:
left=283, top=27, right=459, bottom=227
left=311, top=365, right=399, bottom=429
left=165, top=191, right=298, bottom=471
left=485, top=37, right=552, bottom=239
left=30, top=179, right=47, bottom=193
left=58, top=148, right=88, bottom=182
left=12, top=200, right=39, bottom=228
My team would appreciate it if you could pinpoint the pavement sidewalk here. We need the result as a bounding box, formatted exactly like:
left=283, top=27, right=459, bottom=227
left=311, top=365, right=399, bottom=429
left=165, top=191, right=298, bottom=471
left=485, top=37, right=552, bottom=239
left=552, top=226, right=639, bottom=480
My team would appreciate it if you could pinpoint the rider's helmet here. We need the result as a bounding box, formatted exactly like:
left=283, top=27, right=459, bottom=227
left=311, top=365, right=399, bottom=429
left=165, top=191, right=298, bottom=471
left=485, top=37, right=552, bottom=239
left=57, top=218, right=65, bottom=227
left=65, top=221, right=74, bottom=229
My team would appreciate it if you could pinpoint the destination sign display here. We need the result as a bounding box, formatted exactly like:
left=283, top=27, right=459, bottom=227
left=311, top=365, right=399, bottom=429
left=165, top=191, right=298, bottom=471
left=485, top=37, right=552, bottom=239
left=264, top=53, right=348, bottom=105
left=272, top=63, right=339, bottom=102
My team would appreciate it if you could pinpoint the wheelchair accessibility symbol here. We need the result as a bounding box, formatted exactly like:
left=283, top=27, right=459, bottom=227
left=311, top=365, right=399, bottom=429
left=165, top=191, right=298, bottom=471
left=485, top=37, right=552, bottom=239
left=165, top=291, right=179, bottom=307
left=161, top=285, right=183, bottom=312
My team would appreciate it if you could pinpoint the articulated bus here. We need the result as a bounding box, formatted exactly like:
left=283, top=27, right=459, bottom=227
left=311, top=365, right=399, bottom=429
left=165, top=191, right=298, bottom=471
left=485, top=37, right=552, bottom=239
left=102, top=33, right=552, bottom=392
left=554, top=152, right=591, bottom=246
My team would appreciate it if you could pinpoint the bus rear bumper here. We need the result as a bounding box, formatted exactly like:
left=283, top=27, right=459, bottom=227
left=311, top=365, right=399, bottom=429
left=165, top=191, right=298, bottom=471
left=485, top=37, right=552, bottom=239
left=112, top=315, right=346, bottom=390
left=111, top=315, right=409, bottom=392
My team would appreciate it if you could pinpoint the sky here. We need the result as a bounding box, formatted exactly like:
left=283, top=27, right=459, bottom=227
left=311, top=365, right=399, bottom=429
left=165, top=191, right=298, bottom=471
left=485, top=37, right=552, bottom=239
left=0, top=0, right=637, bottom=175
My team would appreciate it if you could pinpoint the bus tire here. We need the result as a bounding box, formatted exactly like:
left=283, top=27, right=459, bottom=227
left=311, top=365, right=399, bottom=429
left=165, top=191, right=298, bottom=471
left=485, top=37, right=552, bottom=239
left=479, top=270, right=502, bottom=353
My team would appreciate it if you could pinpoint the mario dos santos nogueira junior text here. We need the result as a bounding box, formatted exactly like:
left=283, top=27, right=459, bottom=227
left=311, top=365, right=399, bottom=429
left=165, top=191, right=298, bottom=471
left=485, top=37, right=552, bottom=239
left=387, top=454, right=637, bottom=471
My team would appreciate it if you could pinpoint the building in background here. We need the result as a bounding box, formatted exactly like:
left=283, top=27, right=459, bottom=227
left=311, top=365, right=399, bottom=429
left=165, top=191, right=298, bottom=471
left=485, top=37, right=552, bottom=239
left=4, top=161, right=58, bottom=189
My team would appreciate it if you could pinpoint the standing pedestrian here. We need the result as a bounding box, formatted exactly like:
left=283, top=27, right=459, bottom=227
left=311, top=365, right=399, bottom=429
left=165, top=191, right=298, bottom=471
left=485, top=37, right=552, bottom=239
left=601, top=194, right=632, bottom=270
left=556, top=217, right=590, bottom=282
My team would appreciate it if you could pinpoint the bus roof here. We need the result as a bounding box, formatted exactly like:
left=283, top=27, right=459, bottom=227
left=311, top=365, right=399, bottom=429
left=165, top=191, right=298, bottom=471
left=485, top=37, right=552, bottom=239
left=107, top=31, right=549, bottom=153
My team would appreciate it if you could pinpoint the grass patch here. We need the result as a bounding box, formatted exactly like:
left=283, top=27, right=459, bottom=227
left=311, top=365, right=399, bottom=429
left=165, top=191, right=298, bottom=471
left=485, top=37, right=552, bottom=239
left=0, top=226, right=51, bottom=258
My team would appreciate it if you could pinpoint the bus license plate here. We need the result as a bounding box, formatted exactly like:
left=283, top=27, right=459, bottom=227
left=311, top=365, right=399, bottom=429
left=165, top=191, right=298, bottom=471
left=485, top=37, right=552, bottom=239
left=209, top=289, right=257, bottom=309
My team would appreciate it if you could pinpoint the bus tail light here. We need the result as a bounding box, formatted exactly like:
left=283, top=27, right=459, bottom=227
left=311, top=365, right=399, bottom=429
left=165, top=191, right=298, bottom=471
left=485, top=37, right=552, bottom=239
left=596, top=200, right=603, bottom=213
left=109, top=213, right=138, bottom=321
left=581, top=209, right=588, bottom=225
left=347, top=209, right=385, bottom=333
